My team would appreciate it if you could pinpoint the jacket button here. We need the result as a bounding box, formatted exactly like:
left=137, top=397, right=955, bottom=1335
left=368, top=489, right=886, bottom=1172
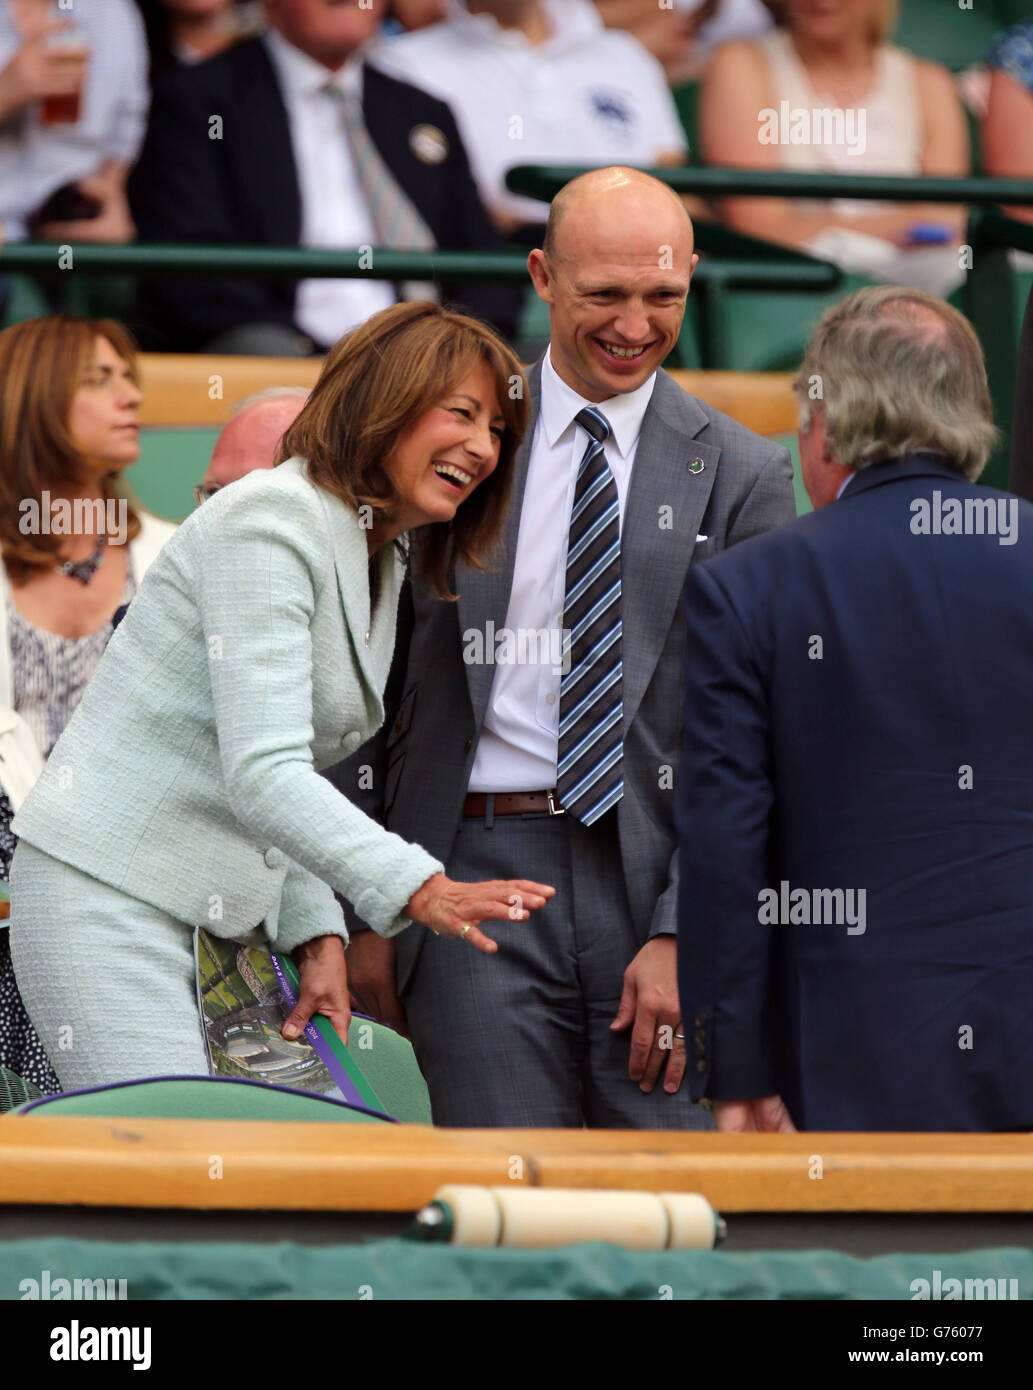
left=464, top=737, right=473, bottom=753
left=694, top=1012, right=706, bottom=1027
left=264, top=848, right=285, bottom=869
left=694, top=1041, right=706, bottom=1058
left=364, top=630, right=370, bottom=647
left=696, top=1060, right=706, bottom=1074
left=394, top=717, right=404, bottom=734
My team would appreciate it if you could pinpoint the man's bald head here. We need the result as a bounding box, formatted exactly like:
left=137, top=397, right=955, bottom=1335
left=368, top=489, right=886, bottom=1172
left=528, top=166, right=697, bottom=402
left=202, top=389, right=309, bottom=492
left=542, top=167, right=693, bottom=268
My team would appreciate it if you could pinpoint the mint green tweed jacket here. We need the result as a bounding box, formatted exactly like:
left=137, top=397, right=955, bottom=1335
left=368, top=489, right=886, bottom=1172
left=12, top=457, right=443, bottom=951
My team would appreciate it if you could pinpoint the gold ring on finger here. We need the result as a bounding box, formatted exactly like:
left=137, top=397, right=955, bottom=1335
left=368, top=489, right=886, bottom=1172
left=460, top=924, right=471, bottom=939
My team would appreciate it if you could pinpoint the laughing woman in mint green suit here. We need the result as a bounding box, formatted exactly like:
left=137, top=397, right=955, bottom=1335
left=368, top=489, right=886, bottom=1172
left=9, top=302, right=554, bottom=1090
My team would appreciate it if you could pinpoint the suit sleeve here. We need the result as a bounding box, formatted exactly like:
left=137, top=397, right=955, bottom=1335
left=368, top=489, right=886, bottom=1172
left=193, top=486, right=442, bottom=947
left=275, top=854, right=347, bottom=953
left=1009, top=283, right=1033, bottom=504
left=128, top=69, right=293, bottom=347
left=675, top=555, right=779, bottom=1101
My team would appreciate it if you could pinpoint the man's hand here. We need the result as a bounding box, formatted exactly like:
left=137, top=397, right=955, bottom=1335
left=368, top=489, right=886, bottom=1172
left=37, top=164, right=136, bottom=244
left=610, top=935, right=685, bottom=1094
left=714, top=1097, right=796, bottom=1133
left=345, top=930, right=408, bottom=1038
left=283, top=933, right=350, bottom=1047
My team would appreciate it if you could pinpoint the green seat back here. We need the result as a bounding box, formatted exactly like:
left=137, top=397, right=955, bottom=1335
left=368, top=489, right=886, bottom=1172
left=893, top=0, right=1000, bottom=69
left=125, top=427, right=219, bottom=522
left=347, top=1014, right=432, bottom=1125
left=671, top=81, right=702, bottom=159
left=15, top=1075, right=391, bottom=1123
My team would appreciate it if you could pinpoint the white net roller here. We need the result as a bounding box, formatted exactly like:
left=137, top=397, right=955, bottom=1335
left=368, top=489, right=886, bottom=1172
left=432, top=1186, right=720, bottom=1250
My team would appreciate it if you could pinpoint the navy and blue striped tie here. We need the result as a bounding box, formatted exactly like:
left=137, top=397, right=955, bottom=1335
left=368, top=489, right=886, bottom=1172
left=556, top=407, right=623, bottom=825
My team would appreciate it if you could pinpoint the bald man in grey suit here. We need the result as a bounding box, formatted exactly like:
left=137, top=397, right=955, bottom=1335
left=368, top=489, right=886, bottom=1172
left=329, top=168, right=796, bottom=1127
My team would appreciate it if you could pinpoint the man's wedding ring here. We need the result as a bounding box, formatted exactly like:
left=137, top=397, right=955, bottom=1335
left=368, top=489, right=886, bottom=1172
left=674, top=1032, right=686, bottom=1041
left=460, top=924, right=471, bottom=939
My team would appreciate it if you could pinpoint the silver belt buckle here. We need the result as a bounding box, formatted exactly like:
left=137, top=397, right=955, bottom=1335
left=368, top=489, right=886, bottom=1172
left=546, top=789, right=565, bottom=816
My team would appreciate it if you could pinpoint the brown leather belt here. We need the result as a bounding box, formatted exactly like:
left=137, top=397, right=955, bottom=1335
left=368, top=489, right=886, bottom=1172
left=462, top=790, right=566, bottom=818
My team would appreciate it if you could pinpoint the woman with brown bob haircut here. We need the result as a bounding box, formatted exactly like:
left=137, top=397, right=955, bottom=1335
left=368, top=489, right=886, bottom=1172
left=0, top=315, right=175, bottom=1094
left=9, top=301, right=555, bottom=1091
left=282, top=299, right=524, bottom=599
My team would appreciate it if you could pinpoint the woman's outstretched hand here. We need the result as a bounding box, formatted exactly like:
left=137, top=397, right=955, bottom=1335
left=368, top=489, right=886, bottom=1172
left=405, top=873, right=555, bottom=953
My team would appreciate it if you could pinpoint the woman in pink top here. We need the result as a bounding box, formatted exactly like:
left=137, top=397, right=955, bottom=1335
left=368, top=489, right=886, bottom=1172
left=701, top=0, right=969, bottom=294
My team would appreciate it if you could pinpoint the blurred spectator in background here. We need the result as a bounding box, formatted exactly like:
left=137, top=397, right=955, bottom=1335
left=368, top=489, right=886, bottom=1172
left=385, top=0, right=446, bottom=29
left=129, top=0, right=519, bottom=354
left=0, top=0, right=148, bottom=246
left=136, top=0, right=263, bottom=78
left=594, top=0, right=772, bottom=84
left=196, top=385, right=308, bottom=502
left=0, top=316, right=175, bottom=1094
left=374, top=0, right=687, bottom=244
left=701, top=0, right=968, bottom=295
left=982, top=20, right=1033, bottom=227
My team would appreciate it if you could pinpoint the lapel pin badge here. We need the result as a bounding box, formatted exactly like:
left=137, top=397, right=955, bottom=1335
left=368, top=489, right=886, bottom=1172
left=409, top=123, right=449, bottom=164
left=688, top=458, right=705, bottom=475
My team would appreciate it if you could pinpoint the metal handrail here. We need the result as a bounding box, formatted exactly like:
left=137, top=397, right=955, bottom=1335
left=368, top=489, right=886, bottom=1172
left=505, top=165, right=1033, bottom=206
left=0, top=241, right=839, bottom=289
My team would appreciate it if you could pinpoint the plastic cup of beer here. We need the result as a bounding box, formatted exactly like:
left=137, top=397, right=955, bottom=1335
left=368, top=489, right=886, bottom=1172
left=40, top=25, right=89, bottom=127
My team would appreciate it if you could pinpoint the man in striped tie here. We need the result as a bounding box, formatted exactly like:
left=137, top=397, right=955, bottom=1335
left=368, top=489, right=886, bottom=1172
left=338, top=166, right=797, bottom=1127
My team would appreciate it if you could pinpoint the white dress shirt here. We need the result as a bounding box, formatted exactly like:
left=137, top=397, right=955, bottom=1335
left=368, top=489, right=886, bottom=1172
left=468, top=349, right=657, bottom=792
left=264, top=29, right=395, bottom=347
left=372, top=0, right=686, bottom=227
left=0, top=0, right=148, bottom=239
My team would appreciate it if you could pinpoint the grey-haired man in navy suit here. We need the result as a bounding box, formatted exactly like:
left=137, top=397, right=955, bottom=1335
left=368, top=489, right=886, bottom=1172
left=331, top=167, right=797, bottom=1127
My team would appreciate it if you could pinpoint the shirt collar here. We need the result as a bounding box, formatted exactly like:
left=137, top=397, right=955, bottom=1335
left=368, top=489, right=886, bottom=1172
left=836, top=472, right=856, bottom=500
left=540, top=346, right=657, bottom=460
left=264, top=27, right=364, bottom=102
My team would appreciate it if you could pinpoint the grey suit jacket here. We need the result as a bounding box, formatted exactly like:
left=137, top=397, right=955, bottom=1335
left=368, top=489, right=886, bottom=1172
left=13, top=458, right=443, bottom=951
left=328, top=363, right=796, bottom=990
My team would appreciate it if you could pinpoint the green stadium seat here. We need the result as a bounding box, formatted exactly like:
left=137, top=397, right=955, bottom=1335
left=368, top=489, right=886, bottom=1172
left=13, top=1075, right=393, bottom=1124
left=347, top=1013, right=432, bottom=1126
left=1, top=275, right=49, bottom=328
left=671, top=81, right=702, bottom=161
left=893, top=0, right=1001, bottom=70
left=126, top=427, right=218, bottom=522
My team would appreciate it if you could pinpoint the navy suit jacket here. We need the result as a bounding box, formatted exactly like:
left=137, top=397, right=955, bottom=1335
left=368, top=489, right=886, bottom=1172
left=1009, top=280, right=1033, bottom=504
left=676, top=454, right=1033, bottom=1131
left=128, top=37, right=520, bottom=349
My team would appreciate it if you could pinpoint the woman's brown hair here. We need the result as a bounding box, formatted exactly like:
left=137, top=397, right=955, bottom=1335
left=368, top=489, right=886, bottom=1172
left=281, top=300, right=529, bottom=600
left=0, top=315, right=141, bottom=583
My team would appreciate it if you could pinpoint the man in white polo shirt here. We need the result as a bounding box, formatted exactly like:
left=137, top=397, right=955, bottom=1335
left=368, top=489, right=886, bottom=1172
left=373, top=0, right=687, bottom=241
